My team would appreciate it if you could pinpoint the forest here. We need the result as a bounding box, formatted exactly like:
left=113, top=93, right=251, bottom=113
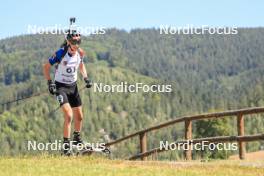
left=0, top=28, right=264, bottom=160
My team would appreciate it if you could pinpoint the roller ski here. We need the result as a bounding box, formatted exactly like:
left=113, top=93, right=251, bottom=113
left=61, top=142, right=111, bottom=156
left=79, top=143, right=111, bottom=156
left=61, top=131, right=110, bottom=156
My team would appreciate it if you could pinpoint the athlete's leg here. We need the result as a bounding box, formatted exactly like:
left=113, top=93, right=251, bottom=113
left=61, top=103, right=73, bottom=138
left=72, top=106, right=85, bottom=146
left=69, top=84, right=84, bottom=146
left=72, top=106, right=83, bottom=132
left=55, top=83, right=73, bottom=155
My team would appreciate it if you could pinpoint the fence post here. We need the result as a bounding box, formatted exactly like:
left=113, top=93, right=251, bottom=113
left=184, top=119, right=192, bottom=160
left=237, top=114, right=246, bottom=160
left=139, top=132, right=147, bottom=161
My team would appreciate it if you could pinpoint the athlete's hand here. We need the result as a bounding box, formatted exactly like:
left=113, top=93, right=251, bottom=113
left=84, top=78, right=92, bottom=88
left=47, top=80, right=56, bottom=95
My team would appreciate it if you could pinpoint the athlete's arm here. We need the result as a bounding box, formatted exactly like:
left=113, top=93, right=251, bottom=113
left=79, top=62, right=88, bottom=79
left=43, top=49, right=64, bottom=81
left=80, top=63, right=92, bottom=88
left=43, top=61, right=56, bottom=95
left=43, top=62, right=52, bottom=81
left=78, top=48, right=88, bottom=79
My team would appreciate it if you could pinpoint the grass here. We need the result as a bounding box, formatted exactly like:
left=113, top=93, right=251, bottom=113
left=0, top=155, right=263, bottom=176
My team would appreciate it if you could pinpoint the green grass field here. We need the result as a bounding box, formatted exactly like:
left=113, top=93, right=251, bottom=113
left=0, top=155, right=263, bottom=176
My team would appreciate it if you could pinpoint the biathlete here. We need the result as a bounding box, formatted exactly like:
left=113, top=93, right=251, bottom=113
left=43, top=30, right=92, bottom=155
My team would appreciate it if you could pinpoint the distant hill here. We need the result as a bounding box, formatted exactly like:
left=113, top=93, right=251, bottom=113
left=0, top=28, right=264, bottom=158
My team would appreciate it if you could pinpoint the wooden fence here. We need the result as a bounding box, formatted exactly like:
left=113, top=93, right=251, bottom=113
left=106, top=107, right=264, bottom=160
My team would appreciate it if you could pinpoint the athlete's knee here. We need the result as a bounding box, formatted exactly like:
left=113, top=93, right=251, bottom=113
left=64, top=115, right=72, bottom=123
left=64, top=110, right=73, bottom=124
left=75, top=109, right=83, bottom=121
left=77, top=112, right=83, bottom=121
left=61, top=104, right=73, bottom=121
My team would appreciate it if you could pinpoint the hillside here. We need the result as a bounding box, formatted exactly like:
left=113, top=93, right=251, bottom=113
left=0, top=28, right=264, bottom=159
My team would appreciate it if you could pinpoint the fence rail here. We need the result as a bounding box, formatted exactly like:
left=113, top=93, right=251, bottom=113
left=128, top=134, right=264, bottom=160
left=106, top=107, right=264, bottom=160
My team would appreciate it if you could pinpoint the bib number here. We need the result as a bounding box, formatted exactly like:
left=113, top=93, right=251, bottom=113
left=66, top=67, right=76, bottom=73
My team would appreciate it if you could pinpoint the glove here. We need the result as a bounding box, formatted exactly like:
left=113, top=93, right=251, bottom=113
left=47, top=80, right=56, bottom=95
left=84, top=77, right=92, bottom=88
